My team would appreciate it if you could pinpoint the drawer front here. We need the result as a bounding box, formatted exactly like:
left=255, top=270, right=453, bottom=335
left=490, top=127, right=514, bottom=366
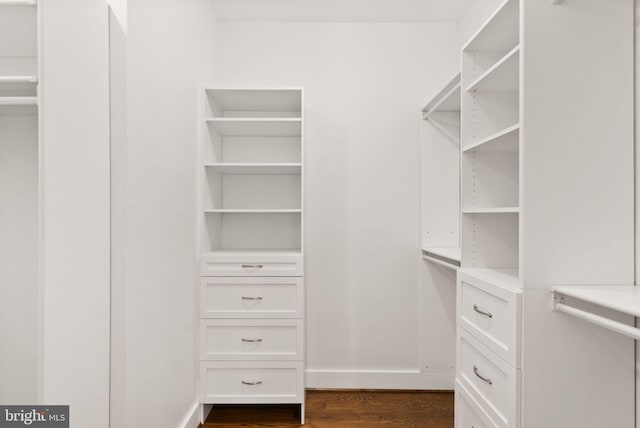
left=200, top=277, right=303, bottom=318
left=455, top=380, right=499, bottom=428
left=457, top=328, right=520, bottom=428
left=457, top=271, right=522, bottom=367
left=200, top=319, right=303, bottom=361
left=201, top=253, right=303, bottom=277
left=200, top=361, right=304, bottom=404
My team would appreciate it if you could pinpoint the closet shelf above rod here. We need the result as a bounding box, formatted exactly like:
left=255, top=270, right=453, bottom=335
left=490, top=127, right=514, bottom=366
left=552, top=285, right=640, bottom=340
left=0, top=76, right=38, bottom=83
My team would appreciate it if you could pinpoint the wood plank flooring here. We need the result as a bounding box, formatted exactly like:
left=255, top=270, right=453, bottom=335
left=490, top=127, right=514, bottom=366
left=202, top=390, right=454, bottom=427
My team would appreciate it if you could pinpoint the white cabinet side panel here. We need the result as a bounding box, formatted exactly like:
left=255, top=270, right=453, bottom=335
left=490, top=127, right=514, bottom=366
left=40, top=0, right=111, bottom=426
left=522, top=290, right=635, bottom=428
left=521, top=0, right=634, bottom=288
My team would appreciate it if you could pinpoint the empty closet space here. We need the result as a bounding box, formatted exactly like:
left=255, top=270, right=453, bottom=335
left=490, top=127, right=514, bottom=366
left=0, top=0, right=38, bottom=404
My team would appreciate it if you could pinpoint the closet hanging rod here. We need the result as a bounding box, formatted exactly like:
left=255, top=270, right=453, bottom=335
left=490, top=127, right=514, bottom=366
left=553, top=301, right=640, bottom=340
left=422, top=253, right=459, bottom=271
left=0, top=76, right=38, bottom=83
left=0, top=96, right=37, bottom=106
left=0, top=0, right=37, bottom=5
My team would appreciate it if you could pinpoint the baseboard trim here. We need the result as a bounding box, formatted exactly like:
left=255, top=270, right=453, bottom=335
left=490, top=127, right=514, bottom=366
left=306, top=370, right=454, bottom=390
left=179, top=402, right=201, bottom=428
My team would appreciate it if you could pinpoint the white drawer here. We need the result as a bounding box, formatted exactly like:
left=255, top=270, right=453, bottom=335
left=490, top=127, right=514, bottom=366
left=200, top=361, right=304, bottom=404
left=200, top=319, right=303, bottom=361
left=455, top=380, right=499, bottom=428
left=457, top=328, right=520, bottom=428
left=200, top=277, right=303, bottom=318
left=201, top=252, right=303, bottom=277
left=457, top=271, right=522, bottom=367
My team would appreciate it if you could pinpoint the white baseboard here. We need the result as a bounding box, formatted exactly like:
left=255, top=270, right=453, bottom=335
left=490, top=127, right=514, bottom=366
left=179, top=402, right=201, bottom=428
left=306, top=369, right=454, bottom=390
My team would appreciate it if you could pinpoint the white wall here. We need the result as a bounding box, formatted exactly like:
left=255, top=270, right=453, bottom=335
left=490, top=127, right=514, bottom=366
left=40, top=0, right=111, bottom=426
left=213, top=21, right=459, bottom=388
left=111, top=1, right=217, bottom=426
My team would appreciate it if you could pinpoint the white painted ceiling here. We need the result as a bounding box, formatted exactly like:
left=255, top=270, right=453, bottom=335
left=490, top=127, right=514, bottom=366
left=212, top=0, right=473, bottom=23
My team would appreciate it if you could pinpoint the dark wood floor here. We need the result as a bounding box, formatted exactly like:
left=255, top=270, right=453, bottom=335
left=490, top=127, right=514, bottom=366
left=202, top=390, right=454, bottom=427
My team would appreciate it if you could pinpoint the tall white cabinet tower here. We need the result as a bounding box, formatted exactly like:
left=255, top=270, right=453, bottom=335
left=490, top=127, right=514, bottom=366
left=0, top=0, right=39, bottom=403
left=198, top=89, right=306, bottom=423
left=455, top=0, right=635, bottom=427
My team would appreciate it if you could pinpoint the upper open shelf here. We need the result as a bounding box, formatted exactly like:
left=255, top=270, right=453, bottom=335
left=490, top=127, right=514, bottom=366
left=205, top=163, right=302, bottom=175
left=206, top=118, right=302, bottom=137
left=462, top=0, right=519, bottom=52
left=463, top=124, right=519, bottom=153
left=205, top=89, right=302, bottom=118
left=466, top=46, right=519, bottom=92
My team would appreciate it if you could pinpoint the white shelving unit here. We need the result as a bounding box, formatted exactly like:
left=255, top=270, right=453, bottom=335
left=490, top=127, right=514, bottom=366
left=455, top=1, right=635, bottom=427
left=198, top=88, right=305, bottom=423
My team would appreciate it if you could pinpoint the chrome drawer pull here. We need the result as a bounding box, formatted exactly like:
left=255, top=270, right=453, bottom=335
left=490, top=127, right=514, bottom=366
left=241, top=380, right=263, bottom=386
left=241, top=338, right=263, bottom=343
left=473, top=365, right=492, bottom=385
left=242, top=296, right=263, bottom=301
left=242, top=264, right=264, bottom=270
left=473, top=304, right=493, bottom=318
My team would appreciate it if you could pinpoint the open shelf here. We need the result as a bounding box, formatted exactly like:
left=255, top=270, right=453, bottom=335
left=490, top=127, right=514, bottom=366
left=463, top=124, right=519, bottom=153
left=463, top=207, right=519, bottom=214
left=203, top=249, right=302, bottom=257
left=0, top=76, right=37, bottom=83
left=205, top=163, right=301, bottom=175
left=552, top=285, right=640, bottom=340
left=207, top=118, right=301, bottom=137
left=466, top=46, right=519, bottom=92
left=462, top=0, right=519, bottom=52
left=460, top=268, right=520, bottom=290
left=422, top=73, right=461, bottom=118
left=205, top=209, right=301, bottom=214
left=206, top=89, right=302, bottom=118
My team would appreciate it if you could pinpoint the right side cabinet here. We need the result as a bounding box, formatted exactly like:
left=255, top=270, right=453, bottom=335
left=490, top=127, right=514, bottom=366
left=455, top=0, right=636, bottom=427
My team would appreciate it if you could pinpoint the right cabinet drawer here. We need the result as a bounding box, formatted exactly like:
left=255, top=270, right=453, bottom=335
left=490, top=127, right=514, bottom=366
left=200, top=277, right=303, bottom=319
left=457, top=328, right=520, bottom=428
left=457, top=271, right=522, bottom=367
left=455, top=380, right=499, bottom=428
left=201, top=252, right=303, bottom=277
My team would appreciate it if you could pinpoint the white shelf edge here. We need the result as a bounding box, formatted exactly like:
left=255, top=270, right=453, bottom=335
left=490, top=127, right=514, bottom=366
left=0, top=76, right=38, bottom=83
left=0, top=96, right=37, bottom=106
left=462, top=207, right=519, bottom=214
left=0, top=0, right=36, bottom=5
left=204, top=163, right=302, bottom=167
left=205, top=117, right=302, bottom=123
left=204, top=209, right=302, bottom=214
left=422, top=73, right=461, bottom=117
left=465, top=45, right=520, bottom=92
left=462, top=0, right=515, bottom=51
left=462, top=123, right=519, bottom=153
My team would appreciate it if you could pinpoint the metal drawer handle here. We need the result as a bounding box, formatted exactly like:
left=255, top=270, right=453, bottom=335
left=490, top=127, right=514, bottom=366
left=241, top=338, right=263, bottom=343
left=473, top=365, right=493, bottom=385
left=241, top=380, right=263, bottom=386
left=242, top=264, right=264, bottom=270
left=242, top=296, right=263, bottom=301
left=473, top=304, right=493, bottom=318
